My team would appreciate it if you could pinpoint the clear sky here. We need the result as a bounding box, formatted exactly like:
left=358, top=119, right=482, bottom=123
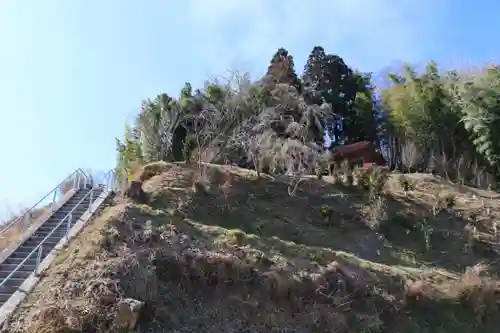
left=0, top=0, right=499, bottom=217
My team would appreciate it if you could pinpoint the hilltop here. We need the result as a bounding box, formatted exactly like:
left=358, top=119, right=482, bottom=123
left=1, top=162, right=500, bottom=332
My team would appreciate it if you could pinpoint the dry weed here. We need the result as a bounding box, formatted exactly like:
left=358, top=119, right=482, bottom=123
left=0, top=207, right=49, bottom=251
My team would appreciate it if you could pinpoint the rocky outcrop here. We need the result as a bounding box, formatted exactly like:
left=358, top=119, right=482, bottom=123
left=114, top=298, right=144, bottom=330
left=125, top=180, right=148, bottom=203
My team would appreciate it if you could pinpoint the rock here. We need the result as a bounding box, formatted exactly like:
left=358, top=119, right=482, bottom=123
left=405, top=280, right=434, bottom=307
left=125, top=180, right=148, bottom=203
left=114, top=298, right=144, bottom=330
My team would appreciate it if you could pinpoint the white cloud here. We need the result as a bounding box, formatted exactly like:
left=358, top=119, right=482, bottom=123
left=180, top=0, right=450, bottom=75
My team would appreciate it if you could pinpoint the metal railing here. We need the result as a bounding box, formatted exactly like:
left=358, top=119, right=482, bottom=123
left=0, top=187, right=96, bottom=287
left=101, top=169, right=116, bottom=191
left=0, top=169, right=115, bottom=287
left=0, top=169, right=91, bottom=237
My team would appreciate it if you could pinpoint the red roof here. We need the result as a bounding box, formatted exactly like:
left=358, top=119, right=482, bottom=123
left=330, top=141, right=373, bottom=156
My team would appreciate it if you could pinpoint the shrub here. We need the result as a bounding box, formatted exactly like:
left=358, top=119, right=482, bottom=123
left=433, top=191, right=456, bottom=214
left=358, top=166, right=389, bottom=200
left=319, top=204, right=334, bottom=222
left=182, top=134, right=198, bottom=164
left=365, top=196, right=388, bottom=230
left=398, top=174, right=414, bottom=192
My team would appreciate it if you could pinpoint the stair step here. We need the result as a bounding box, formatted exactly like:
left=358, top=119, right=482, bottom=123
left=57, top=208, right=88, bottom=214
left=43, top=219, right=75, bottom=225
left=35, top=228, right=67, bottom=236
left=23, top=238, right=60, bottom=248
left=0, top=270, right=32, bottom=279
left=52, top=210, right=86, bottom=216
left=36, top=225, right=67, bottom=232
left=59, top=202, right=90, bottom=207
left=54, top=213, right=86, bottom=220
left=16, top=246, right=56, bottom=255
left=36, top=224, right=67, bottom=231
left=32, top=228, right=66, bottom=236
left=9, top=248, right=51, bottom=259
left=0, top=187, right=107, bottom=302
left=63, top=202, right=90, bottom=207
left=0, top=277, right=26, bottom=288
left=41, top=223, right=70, bottom=229
left=0, top=285, right=19, bottom=295
left=3, top=258, right=38, bottom=266
left=31, top=233, right=66, bottom=241
left=26, top=234, right=61, bottom=241
left=0, top=264, right=36, bottom=272
left=42, top=218, right=71, bottom=224
left=39, top=225, right=73, bottom=233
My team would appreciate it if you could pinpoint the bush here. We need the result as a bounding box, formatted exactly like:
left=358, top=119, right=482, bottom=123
left=319, top=204, right=334, bottom=222
left=315, top=151, right=332, bottom=180
left=398, top=174, right=414, bottom=191
left=358, top=166, right=389, bottom=200
left=365, top=196, right=388, bottom=230
left=433, top=191, right=456, bottom=214
left=182, top=135, right=198, bottom=164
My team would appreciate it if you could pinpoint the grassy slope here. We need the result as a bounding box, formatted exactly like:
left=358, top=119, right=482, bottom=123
left=3, top=162, right=500, bottom=333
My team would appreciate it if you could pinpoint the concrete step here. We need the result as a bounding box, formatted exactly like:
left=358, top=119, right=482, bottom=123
left=71, top=191, right=102, bottom=200
left=14, top=244, right=56, bottom=256
left=0, top=293, right=13, bottom=302
left=59, top=200, right=91, bottom=207
left=43, top=215, right=78, bottom=223
left=9, top=247, right=51, bottom=260
left=0, top=264, right=36, bottom=272
left=30, top=232, right=67, bottom=241
left=44, top=215, right=81, bottom=222
left=0, top=285, right=19, bottom=295
left=38, top=224, right=75, bottom=235
left=25, top=234, right=61, bottom=242
left=2, top=257, right=38, bottom=266
left=31, top=228, right=66, bottom=236
left=51, top=211, right=87, bottom=219
left=34, top=227, right=67, bottom=236
left=0, top=270, right=32, bottom=279
left=0, top=187, right=107, bottom=308
left=23, top=238, right=60, bottom=248
left=0, top=277, right=26, bottom=288
left=56, top=207, right=89, bottom=215
left=63, top=198, right=93, bottom=206
left=42, top=218, right=78, bottom=226
left=52, top=213, right=86, bottom=221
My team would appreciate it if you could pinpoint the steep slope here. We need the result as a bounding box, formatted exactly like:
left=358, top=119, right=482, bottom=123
left=2, top=162, right=500, bottom=333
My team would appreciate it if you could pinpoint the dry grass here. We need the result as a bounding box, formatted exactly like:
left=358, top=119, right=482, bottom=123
left=2, top=162, right=500, bottom=333
left=0, top=207, right=48, bottom=251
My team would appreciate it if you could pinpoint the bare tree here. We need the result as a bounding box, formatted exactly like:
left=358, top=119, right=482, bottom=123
left=190, top=73, right=327, bottom=198
left=401, top=140, right=421, bottom=173
left=190, top=73, right=262, bottom=177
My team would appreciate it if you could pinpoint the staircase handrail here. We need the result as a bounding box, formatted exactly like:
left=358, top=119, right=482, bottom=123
left=0, top=168, right=90, bottom=236
left=0, top=185, right=98, bottom=287
left=101, top=169, right=116, bottom=190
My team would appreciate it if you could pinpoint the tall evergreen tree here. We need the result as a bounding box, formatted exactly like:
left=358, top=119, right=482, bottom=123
left=266, top=48, right=302, bottom=92
left=302, top=46, right=357, bottom=144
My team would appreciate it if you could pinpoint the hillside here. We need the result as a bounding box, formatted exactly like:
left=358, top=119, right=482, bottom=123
left=2, top=162, right=500, bottom=333
left=0, top=207, right=50, bottom=251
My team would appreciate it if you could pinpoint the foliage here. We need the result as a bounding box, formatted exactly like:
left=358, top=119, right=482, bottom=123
left=115, top=46, right=500, bottom=190
left=381, top=62, right=500, bottom=187
left=182, top=134, right=197, bottom=164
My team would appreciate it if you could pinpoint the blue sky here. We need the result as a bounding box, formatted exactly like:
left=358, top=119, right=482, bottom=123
left=0, top=0, right=499, bottom=217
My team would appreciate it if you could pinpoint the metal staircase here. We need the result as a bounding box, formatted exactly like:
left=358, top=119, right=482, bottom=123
left=0, top=169, right=115, bottom=308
